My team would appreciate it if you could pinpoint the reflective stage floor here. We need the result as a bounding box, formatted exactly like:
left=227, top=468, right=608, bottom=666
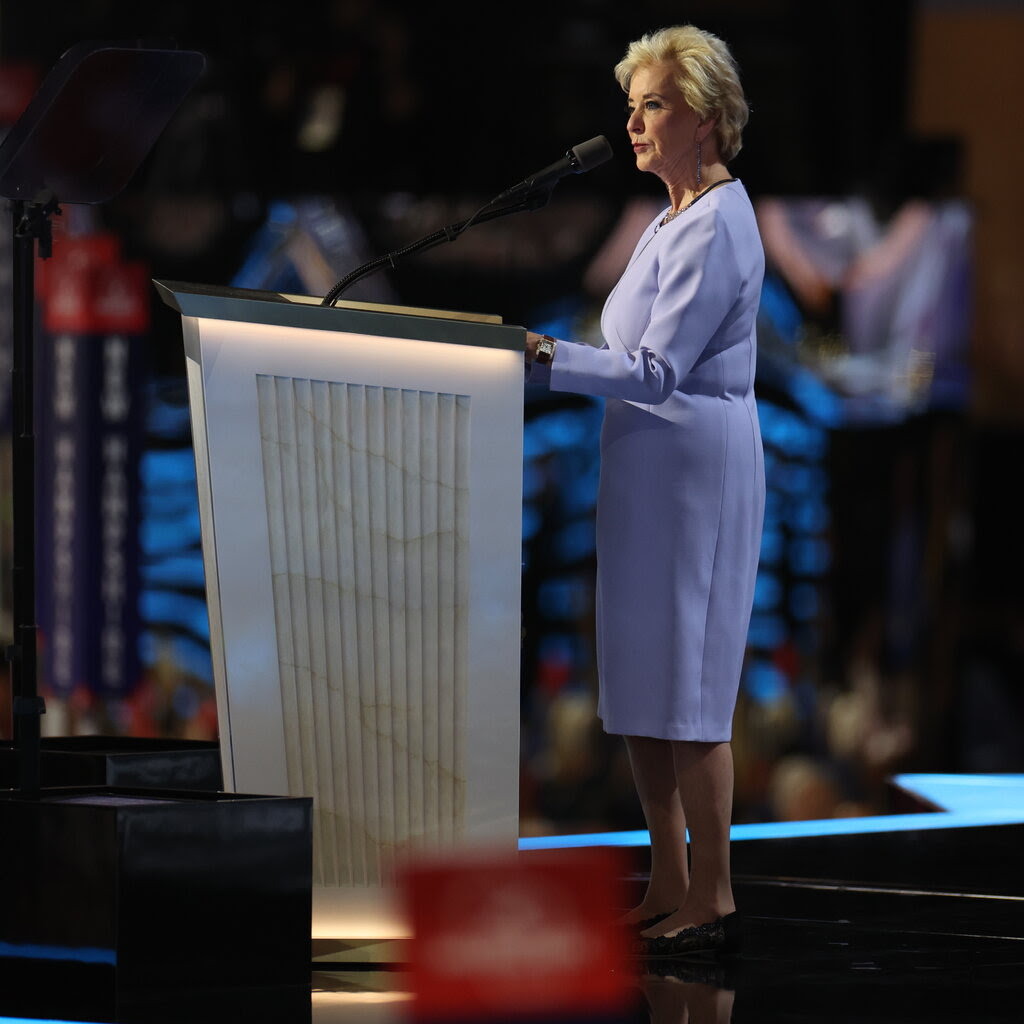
left=3, top=775, right=1023, bottom=1023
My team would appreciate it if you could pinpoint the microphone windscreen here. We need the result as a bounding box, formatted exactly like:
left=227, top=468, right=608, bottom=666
left=571, top=136, right=614, bottom=172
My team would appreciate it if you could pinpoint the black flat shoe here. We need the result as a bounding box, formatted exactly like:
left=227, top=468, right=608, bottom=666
left=631, top=911, right=742, bottom=958
left=621, top=908, right=677, bottom=932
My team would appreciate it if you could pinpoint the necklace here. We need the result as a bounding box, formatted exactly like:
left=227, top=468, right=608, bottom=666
left=658, top=177, right=737, bottom=228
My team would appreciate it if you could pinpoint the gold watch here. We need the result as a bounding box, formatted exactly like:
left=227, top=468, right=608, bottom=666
left=535, top=334, right=557, bottom=365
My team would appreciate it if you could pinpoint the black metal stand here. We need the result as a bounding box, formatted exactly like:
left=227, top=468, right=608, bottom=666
left=0, top=41, right=206, bottom=793
left=6, top=194, right=60, bottom=794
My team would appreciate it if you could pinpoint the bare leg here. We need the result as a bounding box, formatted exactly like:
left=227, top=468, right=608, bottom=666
left=622, top=735, right=689, bottom=923
left=643, top=741, right=735, bottom=937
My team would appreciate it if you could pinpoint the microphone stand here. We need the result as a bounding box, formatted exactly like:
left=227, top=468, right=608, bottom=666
left=321, top=188, right=551, bottom=307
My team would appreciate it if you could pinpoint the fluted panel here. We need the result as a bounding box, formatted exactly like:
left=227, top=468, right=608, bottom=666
left=257, top=375, right=469, bottom=887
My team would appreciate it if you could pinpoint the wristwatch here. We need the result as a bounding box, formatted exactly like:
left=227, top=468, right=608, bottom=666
left=535, top=334, right=557, bottom=365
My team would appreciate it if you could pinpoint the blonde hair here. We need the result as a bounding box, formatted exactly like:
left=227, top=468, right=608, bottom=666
left=614, top=25, right=749, bottom=163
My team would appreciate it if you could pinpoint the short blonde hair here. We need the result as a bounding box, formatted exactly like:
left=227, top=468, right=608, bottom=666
left=614, top=25, right=749, bottom=163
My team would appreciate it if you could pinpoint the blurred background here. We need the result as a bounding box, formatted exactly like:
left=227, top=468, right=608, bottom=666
left=0, top=0, right=1022, bottom=836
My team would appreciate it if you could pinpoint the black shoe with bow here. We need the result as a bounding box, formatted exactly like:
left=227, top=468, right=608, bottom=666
left=632, top=911, right=742, bottom=958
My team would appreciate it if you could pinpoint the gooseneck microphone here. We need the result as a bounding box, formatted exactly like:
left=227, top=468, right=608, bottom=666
left=321, top=135, right=614, bottom=306
left=497, top=135, right=615, bottom=200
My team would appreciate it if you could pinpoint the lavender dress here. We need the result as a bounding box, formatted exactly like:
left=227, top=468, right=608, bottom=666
left=537, top=180, right=765, bottom=741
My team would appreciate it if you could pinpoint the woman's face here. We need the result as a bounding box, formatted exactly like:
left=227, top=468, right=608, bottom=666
left=626, top=63, right=703, bottom=187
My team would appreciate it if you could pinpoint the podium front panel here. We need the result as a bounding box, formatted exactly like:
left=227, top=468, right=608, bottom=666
left=171, top=290, right=524, bottom=938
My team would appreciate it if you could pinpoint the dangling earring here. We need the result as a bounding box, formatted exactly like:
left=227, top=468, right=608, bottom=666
left=696, top=139, right=702, bottom=187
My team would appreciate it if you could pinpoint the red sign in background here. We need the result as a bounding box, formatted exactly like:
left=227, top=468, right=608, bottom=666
left=398, top=845, right=633, bottom=1021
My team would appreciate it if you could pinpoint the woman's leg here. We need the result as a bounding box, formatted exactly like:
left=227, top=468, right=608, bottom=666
left=640, top=974, right=736, bottom=1024
left=643, top=740, right=736, bottom=937
left=622, top=735, right=690, bottom=923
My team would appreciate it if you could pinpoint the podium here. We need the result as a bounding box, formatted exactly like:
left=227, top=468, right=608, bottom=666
left=156, top=281, right=525, bottom=938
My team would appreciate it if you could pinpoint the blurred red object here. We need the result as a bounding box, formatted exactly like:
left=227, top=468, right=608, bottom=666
left=399, top=845, right=631, bottom=1021
left=0, top=62, right=39, bottom=125
left=36, top=233, right=119, bottom=303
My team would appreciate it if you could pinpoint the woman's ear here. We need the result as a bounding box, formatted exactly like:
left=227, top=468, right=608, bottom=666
left=698, top=116, right=718, bottom=143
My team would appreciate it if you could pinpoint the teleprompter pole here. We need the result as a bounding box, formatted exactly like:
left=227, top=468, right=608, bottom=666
left=0, top=42, right=205, bottom=795
left=6, top=195, right=58, bottom=794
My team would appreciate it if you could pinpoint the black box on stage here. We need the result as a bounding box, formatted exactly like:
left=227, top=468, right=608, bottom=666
left=0, top=787, right=312, bottom=993
left=0, top=736, right=223, bottom=791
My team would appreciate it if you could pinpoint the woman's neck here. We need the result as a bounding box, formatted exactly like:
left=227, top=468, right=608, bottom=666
left=666, top=161, right=732, bottom=212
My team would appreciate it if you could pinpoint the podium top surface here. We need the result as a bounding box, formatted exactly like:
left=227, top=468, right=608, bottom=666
left=155, top=280, right=525, bottom=352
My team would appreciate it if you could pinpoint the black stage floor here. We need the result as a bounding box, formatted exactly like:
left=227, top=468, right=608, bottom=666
left=3, top=811, right=1022, bottom=1023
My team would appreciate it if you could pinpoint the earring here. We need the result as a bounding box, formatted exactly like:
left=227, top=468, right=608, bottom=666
left=696, top=140, right=702, bottom=187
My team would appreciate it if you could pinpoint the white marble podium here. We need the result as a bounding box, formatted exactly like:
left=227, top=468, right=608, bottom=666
left=155, top=282, right=524, bottom=938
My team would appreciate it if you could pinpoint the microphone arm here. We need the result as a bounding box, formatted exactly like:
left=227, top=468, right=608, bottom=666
left=321, top=135, right=613, bottom=307
left=321, top=189, right=550, bottom=307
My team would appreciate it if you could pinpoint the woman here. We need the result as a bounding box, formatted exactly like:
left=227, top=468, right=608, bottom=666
left=525, top=25, right=764, bottom=957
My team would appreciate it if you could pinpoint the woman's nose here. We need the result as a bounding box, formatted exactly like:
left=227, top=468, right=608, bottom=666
left=627, top=109, right=643, bottom=134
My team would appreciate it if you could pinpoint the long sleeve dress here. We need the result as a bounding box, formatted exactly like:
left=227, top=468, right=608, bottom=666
left=533, top=180, right=766, bottom=741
